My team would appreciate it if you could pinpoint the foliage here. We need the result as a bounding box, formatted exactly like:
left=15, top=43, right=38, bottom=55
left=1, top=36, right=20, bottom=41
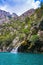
left=29, top=35, right=39, bottom=44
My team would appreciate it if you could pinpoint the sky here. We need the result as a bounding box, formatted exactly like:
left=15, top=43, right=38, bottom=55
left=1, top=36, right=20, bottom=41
left=0, top=0, right=43, bottom=16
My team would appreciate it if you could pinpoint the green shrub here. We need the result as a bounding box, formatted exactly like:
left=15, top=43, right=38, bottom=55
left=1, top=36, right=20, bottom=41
left=30, top=35, right=39, bottom=44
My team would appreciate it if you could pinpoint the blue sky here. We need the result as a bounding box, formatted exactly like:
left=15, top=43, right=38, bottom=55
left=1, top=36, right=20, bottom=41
left=0, top=0, right=42, bottom=15
left=35, top=0, right=43, bottom=2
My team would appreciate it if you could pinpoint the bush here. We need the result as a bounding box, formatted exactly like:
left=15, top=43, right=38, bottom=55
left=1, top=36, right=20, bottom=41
left=30, top=35, right=39, bottom=44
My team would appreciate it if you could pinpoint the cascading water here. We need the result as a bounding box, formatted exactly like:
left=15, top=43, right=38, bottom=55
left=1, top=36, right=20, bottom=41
left=11, top=47, right=18, bottom=53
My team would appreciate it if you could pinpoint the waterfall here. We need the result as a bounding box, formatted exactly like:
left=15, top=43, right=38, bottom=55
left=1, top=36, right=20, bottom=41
left=11, top=47, right=18, bottom=53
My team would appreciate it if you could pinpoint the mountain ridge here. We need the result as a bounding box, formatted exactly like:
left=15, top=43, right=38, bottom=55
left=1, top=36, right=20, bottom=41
left=0, top=9, right=35, bottom=18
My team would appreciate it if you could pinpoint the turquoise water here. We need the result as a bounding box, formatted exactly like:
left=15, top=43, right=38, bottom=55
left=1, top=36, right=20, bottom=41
left=0, top=53, right=43, bottom=65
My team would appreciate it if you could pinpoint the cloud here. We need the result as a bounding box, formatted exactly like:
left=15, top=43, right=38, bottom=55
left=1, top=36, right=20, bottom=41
left=32, top=0, right=40, bottom=9
left=0, top=0, right=40, bottom=16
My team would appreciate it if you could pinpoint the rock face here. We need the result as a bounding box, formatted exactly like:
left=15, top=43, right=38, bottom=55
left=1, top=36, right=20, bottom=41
left=0, top=9, right=18, bottom=24
left=0, top=8, right=42, bottom=22
left=12, top=13, right=18, bottom=20
left=0, top=9, right=35, bottom=23
left=0, top=9, right=11, bottom=18
left=19, top=9, right=35, bottom=21
left=0, top=17, right=9, bottom=25
left=0, top=9, right=18, bottom=19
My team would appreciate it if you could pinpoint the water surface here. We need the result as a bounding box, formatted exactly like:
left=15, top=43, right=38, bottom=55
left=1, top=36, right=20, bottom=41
left=0, top=52, right=43, bottom=65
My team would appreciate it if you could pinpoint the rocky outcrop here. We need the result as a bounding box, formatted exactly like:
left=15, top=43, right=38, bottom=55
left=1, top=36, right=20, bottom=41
left=0, top=9, right=11, bottom=18
left=12, top=13, right=18, bottom=20
left=19, top=9, right=35, bottom=21
left=0, top=9, right=18, bottom=24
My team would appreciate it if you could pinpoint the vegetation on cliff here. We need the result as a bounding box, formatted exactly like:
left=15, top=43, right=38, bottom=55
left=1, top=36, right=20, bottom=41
left=0, top=3, right=43, bottom=53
